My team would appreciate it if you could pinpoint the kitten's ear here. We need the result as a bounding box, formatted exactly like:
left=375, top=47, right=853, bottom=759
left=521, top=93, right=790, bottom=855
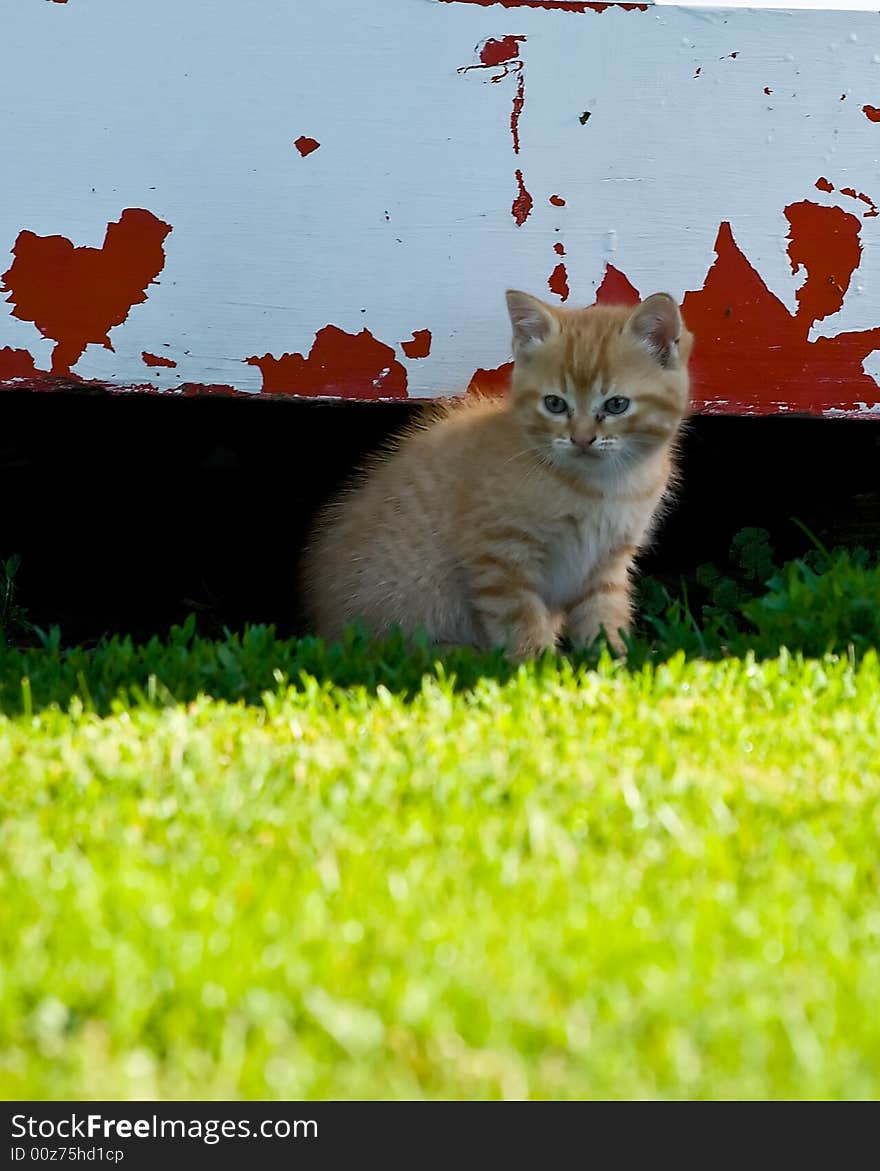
left=506, top=290, right=559, bottom=358
left=627, top=293, right=682, bottom=366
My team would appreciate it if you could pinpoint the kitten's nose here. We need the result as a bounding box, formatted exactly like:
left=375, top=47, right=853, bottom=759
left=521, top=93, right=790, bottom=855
left=570, top=430, right=597, bottom=453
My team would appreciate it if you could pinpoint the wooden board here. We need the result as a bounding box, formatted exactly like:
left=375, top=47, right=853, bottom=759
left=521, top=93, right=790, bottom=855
left=3, top=0, right=880, bottom=417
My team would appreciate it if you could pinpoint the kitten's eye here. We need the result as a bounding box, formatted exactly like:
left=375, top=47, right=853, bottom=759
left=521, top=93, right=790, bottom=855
left=603, top=395, right=630, bottom=416
left=543, top=394, right=569, bottom=415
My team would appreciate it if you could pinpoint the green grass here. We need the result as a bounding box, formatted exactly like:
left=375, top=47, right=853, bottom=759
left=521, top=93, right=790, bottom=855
left=2, top=546, right=880, bottom=1099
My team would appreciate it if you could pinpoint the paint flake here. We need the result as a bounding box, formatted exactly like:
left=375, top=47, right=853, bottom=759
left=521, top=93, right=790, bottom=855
left=142, top=351, right=177, bottom=368
left=294, top=136, right=321, bottom=157
left=548, top=262, right=570, bottom=301
left=401, top=329, right=432, bottom=359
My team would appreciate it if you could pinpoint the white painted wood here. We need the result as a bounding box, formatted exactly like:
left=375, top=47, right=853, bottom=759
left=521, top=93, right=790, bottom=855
left=2, top=0, right=880, bottom=414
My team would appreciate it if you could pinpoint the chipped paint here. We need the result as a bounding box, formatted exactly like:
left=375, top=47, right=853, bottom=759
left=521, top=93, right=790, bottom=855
left=1, top=210, right=171, bottom=376
left=401, top=329, right=432, bottom=358
left=548, top=262, right=570, bottom=301
left=245, top=326, right=408, bottom=398
left=0, top=347, right=38, bottom=380
left=467, top=361, right=514, bottom=396
left=512, top=169, right=533, bottom=226
left=142, top=351, right=177, bottom=368
left=2, top=2, right=880, bottom=415
left=294, top=136, right=321, bottom=157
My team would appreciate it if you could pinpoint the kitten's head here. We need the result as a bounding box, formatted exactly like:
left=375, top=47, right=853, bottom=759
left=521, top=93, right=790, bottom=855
left=505, top=289, right=692, bottom=475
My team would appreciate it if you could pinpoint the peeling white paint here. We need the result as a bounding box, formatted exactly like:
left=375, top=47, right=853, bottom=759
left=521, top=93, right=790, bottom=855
left=0, top=0, right=879, bottom=415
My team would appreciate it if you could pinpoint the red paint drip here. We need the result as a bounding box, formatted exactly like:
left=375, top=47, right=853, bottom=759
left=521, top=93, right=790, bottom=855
left=0, top=347, right=38, bottom=380
left=0, top=209, right=172, bottom=376
left=549, top=195, right=566, bottom=207
left=510, top=72, right=525, bottom=153
left=554, top=242, right=565, bottom=256
left=862, top=105, right=880, bottom=122
left=548, top=263, right=570, bottom=302
left=401, top=329, right=432, bottom=359
left=142, top=351, right=177, bottom=368
left=246, top=326, right=408, bottom=398
left=815, top=176, right=834, bottom=193
left=594, top=264, right=640, bottom=306
left=511, top=169, right=533, bottom=227
left=467, top=361, right=513, bottom=397
left=294, top=136, right=320, bottom=157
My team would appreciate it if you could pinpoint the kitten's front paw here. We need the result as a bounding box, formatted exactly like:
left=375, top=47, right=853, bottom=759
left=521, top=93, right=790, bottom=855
left=568, top=623, right=628, bottom=656
left=508, top=616, right=561, bottom=661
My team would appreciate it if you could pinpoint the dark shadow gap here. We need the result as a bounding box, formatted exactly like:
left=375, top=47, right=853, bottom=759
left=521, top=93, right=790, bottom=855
left=0, top=389, right=877, bottom=644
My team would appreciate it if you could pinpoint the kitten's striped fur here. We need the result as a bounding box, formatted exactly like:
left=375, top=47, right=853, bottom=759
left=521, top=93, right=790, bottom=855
left=302, top=290, right=693, bottom=658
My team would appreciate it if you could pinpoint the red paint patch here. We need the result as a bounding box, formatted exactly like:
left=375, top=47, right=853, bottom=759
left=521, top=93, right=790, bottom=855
left=548, top=263, right=570, bottom=302
left=0, top=347, right=38, bottom=380
left=862, top=105, right=880, bottom=122
left=815, top=176, right=834, bottom=193
left=478, top=35, right=525, bottom=67
left=1, top=209, right=172, bottom=376
left=764, top=86, right=772, bottom=95
left=554, top=242, right=566, bottom=256
left=677, top=203, right=880, bottom=413
left=512, top=169, right=533, bottom=226
left=594, top=264, right=640, bottom=306
left=401, top=329, right=432, bottom=359
left=467, top=361, right=513, bottom=397
left=294, top=136, right=320, bottom=157
left=142, top=351, right=177, bottom=369
left=549, top=195, right=566, bottom=207
left=246, top=326, right=408, bottom=399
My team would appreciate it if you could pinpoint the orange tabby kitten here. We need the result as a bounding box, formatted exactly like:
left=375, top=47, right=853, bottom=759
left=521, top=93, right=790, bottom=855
left=302, top=289, right=692, bottom=658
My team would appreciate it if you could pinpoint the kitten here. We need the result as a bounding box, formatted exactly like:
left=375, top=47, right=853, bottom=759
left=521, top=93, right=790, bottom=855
left=302, top=289, right=692, bottom=658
